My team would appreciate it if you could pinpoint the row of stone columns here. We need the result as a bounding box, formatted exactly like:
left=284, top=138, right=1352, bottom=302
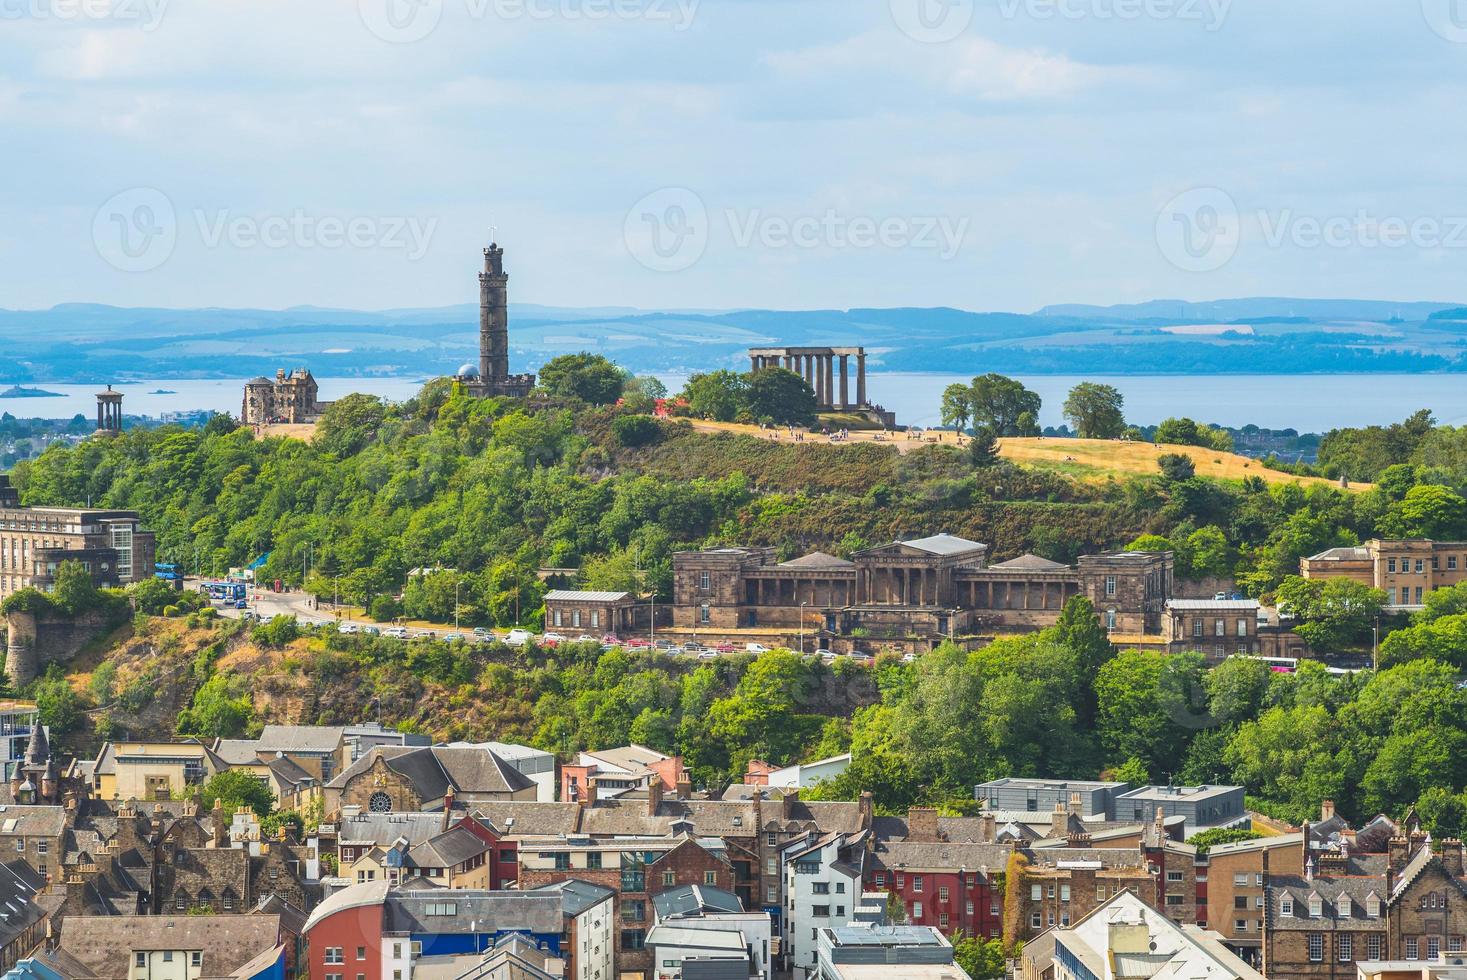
left=859, top=566, right=942, bottom=607
left=749, top=350, right=868, bottom=411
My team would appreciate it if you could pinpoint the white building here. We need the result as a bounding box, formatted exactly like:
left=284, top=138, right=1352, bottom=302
left=653, top=884, right=773, bottom=978
left=816, top=925, right=970, bottom=980
left=1031, top=890, right=1265, bottom=980
left=766, top=754, right=852, bottom=791
left=0, top=701, right=40, bottom=784
left=471, top=742, right=557, bottom=802
left=782, top=829, right=870, bottom=979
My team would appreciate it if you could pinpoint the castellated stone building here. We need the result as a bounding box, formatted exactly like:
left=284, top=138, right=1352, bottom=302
left=242, top=368, right=333, bottom=425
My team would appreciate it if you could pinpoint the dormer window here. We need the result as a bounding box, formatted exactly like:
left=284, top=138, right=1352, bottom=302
left=1338, top=895, right=1352, bottom=917
left=1366, top=894, right=1381, bottom=918
left=1281, top=896, right=1294, bottom=917
left=1309, top=896, right=1323, bottom=917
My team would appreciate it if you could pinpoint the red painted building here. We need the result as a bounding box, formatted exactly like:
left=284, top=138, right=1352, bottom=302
left=303, top=880, right=388, bottom=980
left=866, top=841, right=1009, bottom=938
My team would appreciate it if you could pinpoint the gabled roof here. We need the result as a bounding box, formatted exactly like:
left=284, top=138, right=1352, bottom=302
left=989, top=554, right=1069, bottom=571
left=545, top=590, right=632, bottom=603
left=408, top=825, right=491, bottom=870
left=779, top=552, right=856, bottom=570
left=328, top=746, right=534, bottom=799
left=653, top=883, right=745, bottom=920
left=899, top=533, right=986, bottom=556
left=58, top=915, right=282, bottom=978
left=256, top=725, right=345, bottom=754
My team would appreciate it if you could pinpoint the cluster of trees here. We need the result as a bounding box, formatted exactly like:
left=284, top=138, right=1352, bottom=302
left=678, top=367, right=820, bottom=426
left=937, top=376, right=1132, bottom=442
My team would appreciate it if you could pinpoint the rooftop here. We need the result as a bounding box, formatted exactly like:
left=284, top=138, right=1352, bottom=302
left=899, top=533, right=987, bottom=556
left=544, top=590, right=632, bottom=603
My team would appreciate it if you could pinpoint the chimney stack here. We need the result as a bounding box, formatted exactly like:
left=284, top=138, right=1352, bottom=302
left=858, top=791, right=874, bottom=830
left=647, top=775, right=664, bottom=817
left=981, top=812, right=996, bottom=844
left=1321, top=800, right=1336, bottom=822
left=1051, top=803, right=1069, bottom=839
left=907, top=808, right=940, bottom=843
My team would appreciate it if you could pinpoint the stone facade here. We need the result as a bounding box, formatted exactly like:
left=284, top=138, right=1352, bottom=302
left=336, top=752, right=428, bottom=813
left=673, top=533, right=1174, bottom=649
left=242, top=368, right=332, bottom=425
left=0, top=477, right=157, bottom=604
left=1302, top=539, right=1467, bottom=610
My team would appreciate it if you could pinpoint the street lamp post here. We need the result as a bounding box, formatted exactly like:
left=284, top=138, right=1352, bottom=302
left=800, top=601, right=808, bottom=654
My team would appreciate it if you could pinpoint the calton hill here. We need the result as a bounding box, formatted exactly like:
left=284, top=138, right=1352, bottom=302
left=4, top=355, right=1467, bottom=837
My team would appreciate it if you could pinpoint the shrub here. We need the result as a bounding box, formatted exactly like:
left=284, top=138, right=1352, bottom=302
left=1157, top=452, right=1196, bottom=481
left=612, top=414, right=661, bottom=448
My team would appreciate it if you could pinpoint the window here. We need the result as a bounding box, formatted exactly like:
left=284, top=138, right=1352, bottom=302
left=705, top=870, right=717, bottom=886
left=1237, top=619, right=1249, bottom=637
left=1451, top=556, right=1460, bottom=570
left=553, top=853, right=571, bottom=871
left=813, top=905, right=830, bottom=918
left=1060, top=885, right=1070, bottom=902
left=813, top=882, right=830, bottom=895
left=1031, top=913, right=1042, bottom=929
left=325, top=948, right=345, bottom=965
left=572, top=609, right=580, bottom=628
left=1308, top=935, right=1324, bottom=962
left=1388, top=558, right=1397, bottom=573
left=1451, top=938, right=1463, bottom=954
left=1369, top=935, right=1382, bottom=960
left=591, top=611, right=600, bottom=628
left=1166, top=871, right=1183, bottom=883
left=553, top=609, right=562, bottom=627
left=1192, top=619, right=1204, bottom=638
left=1106, top=609, right=1118, bottom=630
left=699, top=571, right=711, bottom=590
left=967, top=901, right=975, bottom=915
left=1096, top=885, right=1106, bottom=901
left=1366, top=895, right=1380, bottom=918
left=1429, top=938, right=1441, bottom=959
left=1235, top=919, right=1248, bottom=933
left=1031, top=884, right=1042, bottom=901
left=1235, top=896, right=1249, bottom=910
left=767, top=833, right=778, bottom=846
left=1338, top=895, right=1351, bottom=917
left=1309, top=896, right=1322, bottom=917
left=587, top=851, right=602, bottom=870
left=874, top=872, right=886, bottom=887
left=1214, top=618, right=1225, bottom=636
left=357, top=947, right=366, bottom=961
left=1339, top=936, right=1353, bottom=962
left=912, top=901, right=923, bottom=919
left=620, top=930, right=646, bottom=951
left=1105, top=575, right=1117, bottom=597
left=1281, top=896, right=1294, bottom=916
left=913, top=875, right=923, bottom=892
left=11, top=840, right=20, bottom=853
left=699, top=604, right=710, bottom=624
left=662, top=870, right=675, bottom=887
left=1407, top=939, right=1419, bottom=960
left=940, top=912, right=950, bottom=928
left=135, top=954, right=146, bottom=968
left=1417, top=559, right=1425, bottom=573
left=1166, top=895, right=1184, bottom=906
left=393, top=944, right=403, bottom=959
left=621, top=900, right=646, bottom=922
left=836, top=882, right=846, bottom=893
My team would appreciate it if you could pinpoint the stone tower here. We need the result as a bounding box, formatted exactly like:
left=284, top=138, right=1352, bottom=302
left=461, top=240, right=534, bottom=398
left=479, top=242, right=509, bottom=385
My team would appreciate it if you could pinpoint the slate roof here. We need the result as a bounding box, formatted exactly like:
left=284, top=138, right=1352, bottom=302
left=255, top=725, right=345, bottom=754
left=652, top=883, right=745, bottom=920
left=409, top=825, right=491, bottom=869
left=1306, top=547, right=1373, bottom=562
left=338, top=811, right=450, bottom=846
left=1270, top=853, right=1393, bottom=932
left=210, top=739, right=264, bottom=767
left=328, top=746, right=533, bottom=799
left=0, top=860, right=50, bottom=955
left=384, top=890, right=563, bottom=936
left=58, top=914, right=282, bottom=978
left=469, top=803, right=581, bottom=837
left=899, top=534, right=987, bottom=556
left=871, top=841, right=1010, bottom=873
left=529, top=879, right=616, bottom=916
left=581, top=744, right=670, bottom=773
left=544, top=590, right=632, bottom=602
left=0, top=805, right=66, bottom=838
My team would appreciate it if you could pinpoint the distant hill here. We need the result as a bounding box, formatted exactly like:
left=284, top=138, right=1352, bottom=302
left=2, top=297, right=1465, bottom=382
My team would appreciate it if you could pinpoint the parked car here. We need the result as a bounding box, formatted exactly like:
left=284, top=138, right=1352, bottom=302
left=472, top=627, right=493, bottom=641
left=234, top=599, right=249, bottom=609
left=541, top=632, right=566, bottom=647
left=384, top=626, right=410, bottom=639
left=901, top=652, right=918, bottom=663
left=714, top=642, right=736, bottom=654
left=411, top=629, right=436, bottom=640
left=696, top=650, right=719, bottom=660
left=337, top=622, right=359, bottom=635
left=361, top=625, right=381, bottom=636
left=505, top=628, right=533, bottom=646
left=574, top=634, right=600, bottom=644
left=745, top=643, right=770, bottom=654
left=682, top=641, right=706, bottom=653
left=440, top=632, right=467, bottom=643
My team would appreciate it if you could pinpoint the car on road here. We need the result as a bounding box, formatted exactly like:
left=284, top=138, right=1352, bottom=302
left=361, top=625, right=381, bottom=636
left=714, top=642, right=736, bottom=654
left=541, top=632, right=566, bottom=647
left=234, top=599, right=249, bottom=609
left=472, top=627, right=494, bottom=642
left=411, top=629, right=436, bottom=640
left=745, top=643, right=770, bottom=654
left=574, top=634, right=600, bottom=644
left=696, top=650, right=719, bottom=660
left=505, top=628, right=533, bottom=646
left=382, top=626, right=410, bottom=639
left=440, top=632, right=467, bottom=643
left=337, top=622, right=359, bottom=635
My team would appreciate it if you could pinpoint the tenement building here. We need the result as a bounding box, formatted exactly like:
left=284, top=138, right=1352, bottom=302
left=0, top=475, right=156, bottom=600
left=241, top=368, right=333, bottom=426
left=1302, top=538, right=1467, bottom=610
left=454, top=241, right=536, bottom=398
left=673, top=533, right=1172, bottom=649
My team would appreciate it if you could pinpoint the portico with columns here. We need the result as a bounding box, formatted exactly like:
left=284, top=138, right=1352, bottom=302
left=748, top=346, right=870, bottom=413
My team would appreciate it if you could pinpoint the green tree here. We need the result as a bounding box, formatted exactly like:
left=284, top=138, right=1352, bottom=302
left=952, top=933, right=1008, bottom=980
left=1187, top=827, right=1262, bottom=853
left=611, top=414, right=661, bottom=448
left=1382, top=485, right=1467, bottom=540
left=52, top=559, right=102, bottom=615
left=199, top=768, right=275, bottom=818
left=967, top=426, right=1000, bottom=468
left=970, top=374, right=1042, bottom=437
left=1273, top=576, right=1386, bottom=652
left=130, top=576, right=180, bottom=615
left=940, top=384, right=974, bottom=433
left=1062, top=383, right=1126, bottom=439
left=681, top=371, right=748, bottom=422
left=1416, top=787, right=1467, bottom=839
left=1157, top=453, right=1196, bottom=482
left=538, top=352, right=627, bottom=405
left=32, top=666, right=85, bottom=742
left=314, top=393, right=388, bottom=456
left=176, top=673, right=254, bottom=738
left=1111, top=756, right=1150, bottom=785
left=745, top=368, right=817, bottom=426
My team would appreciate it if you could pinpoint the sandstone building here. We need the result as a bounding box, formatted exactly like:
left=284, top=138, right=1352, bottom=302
left=1302, top=539, right=1467, bottom=610
left=0, top=475, right=156, bottom=601
left=673, top=533, right=1172, bottom=649
left=241, top=368, right=333, bottom=425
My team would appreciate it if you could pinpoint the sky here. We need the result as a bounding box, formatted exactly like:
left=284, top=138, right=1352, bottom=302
left=3, top=0, right=1467, bottom=313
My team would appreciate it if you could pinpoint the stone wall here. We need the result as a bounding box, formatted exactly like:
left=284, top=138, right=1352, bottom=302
left=4, top=607, right=119, bottom=686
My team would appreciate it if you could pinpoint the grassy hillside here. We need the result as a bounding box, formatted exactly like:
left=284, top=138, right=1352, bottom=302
left=997, top=437, right=1368, bottom=491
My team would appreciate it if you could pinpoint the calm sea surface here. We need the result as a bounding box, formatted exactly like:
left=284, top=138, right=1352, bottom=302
left=4, top=374, right=1464, bottom=433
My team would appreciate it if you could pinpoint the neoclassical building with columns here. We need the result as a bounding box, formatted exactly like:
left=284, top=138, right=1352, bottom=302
left=672, top=533, right=1173, bottom=648
left=748, top=345, right=896, bottom=426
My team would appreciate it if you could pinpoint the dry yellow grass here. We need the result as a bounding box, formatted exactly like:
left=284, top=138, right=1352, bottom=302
left=997, top=437, right=1368, bottom=491
left=254, top=422, right=318, bottom=441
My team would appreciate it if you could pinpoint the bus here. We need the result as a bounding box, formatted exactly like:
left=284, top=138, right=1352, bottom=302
left=201, top=579, right=247, bottom=602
